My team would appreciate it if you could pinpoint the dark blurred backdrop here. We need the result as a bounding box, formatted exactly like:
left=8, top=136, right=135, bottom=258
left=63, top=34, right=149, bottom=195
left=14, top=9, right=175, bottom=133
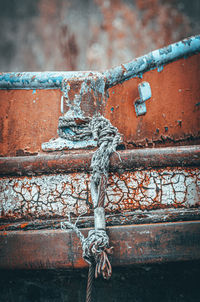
left=0, top=0, right=199, bottom=72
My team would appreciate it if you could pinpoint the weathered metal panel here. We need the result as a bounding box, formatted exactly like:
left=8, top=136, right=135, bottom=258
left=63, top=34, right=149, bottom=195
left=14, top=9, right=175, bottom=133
left=0, top=221, right=200, bottom=269
left=0, top=52, right=199, bottom=156
left=0, top=167, right=199, bottom=221
left=1, top=208, right=200, bottom=232
left=0, top=35, right=199, bottom=273
left=0, top=89, right=62, bottom=157
left=105, top=54, right=200, bottom=148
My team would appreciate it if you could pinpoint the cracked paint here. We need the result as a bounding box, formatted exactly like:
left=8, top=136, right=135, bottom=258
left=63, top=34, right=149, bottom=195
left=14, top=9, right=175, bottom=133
left=0, top=168, right=199, bottom=221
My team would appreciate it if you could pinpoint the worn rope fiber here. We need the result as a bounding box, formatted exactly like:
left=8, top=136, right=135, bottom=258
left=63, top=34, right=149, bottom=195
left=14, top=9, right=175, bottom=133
left=60, top=114, right=121, bottom=302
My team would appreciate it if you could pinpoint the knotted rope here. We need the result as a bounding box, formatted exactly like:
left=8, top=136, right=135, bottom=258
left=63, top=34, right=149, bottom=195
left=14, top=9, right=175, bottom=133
left=61, top=114, right=121, bottom=302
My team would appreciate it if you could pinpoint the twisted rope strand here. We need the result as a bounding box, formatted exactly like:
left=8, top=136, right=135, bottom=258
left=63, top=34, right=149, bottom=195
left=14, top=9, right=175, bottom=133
left=86, top=263, right=95, bottom=302
left=60, top=114, right=121, bottom=302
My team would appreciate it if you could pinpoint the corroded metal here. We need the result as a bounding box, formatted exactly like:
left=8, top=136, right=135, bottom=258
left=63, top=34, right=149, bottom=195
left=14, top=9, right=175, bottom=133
left=0, top=30, right=199, bottom=277
left=1, top=54, right=199, bottom=156
left=0, top=41, right=200, bottom=156
left=0, top=221, right=200, bottom=269
left=42, top=76, right=106, bottom=151
left=1, top=208, right=200, bottom=232
left=105, top=53, right=200, bottom=149
left=0, top=167, right=199, bottom=221
left=0, top=146, right=199, bottom=176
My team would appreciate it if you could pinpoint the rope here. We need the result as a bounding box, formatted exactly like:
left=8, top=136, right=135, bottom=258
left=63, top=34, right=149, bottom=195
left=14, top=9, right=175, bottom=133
left=86, top=263, right=95, bottom=302
left=60, top=114, right=121, bottom=302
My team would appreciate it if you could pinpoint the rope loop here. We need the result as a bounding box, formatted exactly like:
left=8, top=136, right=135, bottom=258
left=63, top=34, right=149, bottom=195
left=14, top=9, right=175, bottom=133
left=83, top=230, right=113, bottom=280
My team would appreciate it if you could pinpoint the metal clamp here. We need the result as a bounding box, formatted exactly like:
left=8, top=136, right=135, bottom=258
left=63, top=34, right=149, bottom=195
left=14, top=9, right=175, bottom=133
left=134, top=81, right=152, bottom=116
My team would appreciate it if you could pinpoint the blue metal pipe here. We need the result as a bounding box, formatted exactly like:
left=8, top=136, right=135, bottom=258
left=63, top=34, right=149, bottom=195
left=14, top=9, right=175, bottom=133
left=0, top=35, right=199, bottom=89
left=0, top=71, right=102, bottom=90
left=104, top=35, right=200, bottom=87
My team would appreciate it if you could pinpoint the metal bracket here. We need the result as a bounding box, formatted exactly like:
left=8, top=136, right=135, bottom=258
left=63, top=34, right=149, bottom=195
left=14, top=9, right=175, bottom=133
left=134, top=81, right=152, bottom=116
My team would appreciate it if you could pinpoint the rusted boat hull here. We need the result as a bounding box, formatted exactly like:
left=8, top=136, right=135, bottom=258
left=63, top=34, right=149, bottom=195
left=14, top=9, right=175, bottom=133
left=0, top=37, right=200, bottom=157
left=1, top=221, right=200, bottom=270
left=0, top=36, right=200, bottom=269
left=0, top=146, right=199, bottom=224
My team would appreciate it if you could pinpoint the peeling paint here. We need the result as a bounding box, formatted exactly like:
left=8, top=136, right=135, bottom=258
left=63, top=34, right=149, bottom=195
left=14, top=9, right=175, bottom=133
left=0, top=168, right=199, bottom=221
left=104, top=35, right=200, bottom=87
left=41, top=74, right=106, bottom=151
left=157, top=65, right=164, bottom=72
left=0, top=71, right=102, bottom=90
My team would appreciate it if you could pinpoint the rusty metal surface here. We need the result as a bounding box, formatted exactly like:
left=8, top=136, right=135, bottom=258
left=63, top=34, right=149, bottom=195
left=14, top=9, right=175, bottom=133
left=0, top=89, right=62, bottom=157
left=0, top=167, right=199, bottom=221
left=0, top=145, right=199, bottom=176
left=105, top=54, right=200, bottom=148
left=0, top=52, right=199, bottom=156
left=1, top=208, right=200, bottom=232
left=0, top=221, right=200, bottom=269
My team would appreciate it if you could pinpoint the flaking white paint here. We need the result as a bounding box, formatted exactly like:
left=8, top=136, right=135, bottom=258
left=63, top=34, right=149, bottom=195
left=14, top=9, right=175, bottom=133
left=0, top=167, right=199, bottom=220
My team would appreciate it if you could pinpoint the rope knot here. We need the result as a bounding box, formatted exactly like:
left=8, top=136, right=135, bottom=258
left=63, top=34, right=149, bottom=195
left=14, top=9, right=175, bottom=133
left=83, top=230, right=113, bottom=280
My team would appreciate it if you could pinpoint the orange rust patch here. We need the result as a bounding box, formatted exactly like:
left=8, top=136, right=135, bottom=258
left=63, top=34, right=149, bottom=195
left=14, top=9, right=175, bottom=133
left=0, top=89, right=61, bottom=156
left=105, top=54, right=200, bottom=147
left=20, top=223, right=28, bottom=229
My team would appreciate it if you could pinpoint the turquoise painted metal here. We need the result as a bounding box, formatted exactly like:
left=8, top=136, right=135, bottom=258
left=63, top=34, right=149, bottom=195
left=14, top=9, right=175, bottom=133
left=104, top=35, right=200, bottom=87
left=0, top=35, right=199, bottom=90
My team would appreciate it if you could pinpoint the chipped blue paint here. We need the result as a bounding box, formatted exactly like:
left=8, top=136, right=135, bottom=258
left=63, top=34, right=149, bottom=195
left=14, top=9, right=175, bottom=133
left=32, top=89, right=36, bottom=94
left=61, top=75, right=106, bottom=118
left=137, top=73, right=143, bottom=79
left=157, top=65, right=164, bottom=72
left=0, top=35, right=199, bottom=90
left=0, top=71, right=102, bottom=90
left=104, top=35, right=200, bottom=87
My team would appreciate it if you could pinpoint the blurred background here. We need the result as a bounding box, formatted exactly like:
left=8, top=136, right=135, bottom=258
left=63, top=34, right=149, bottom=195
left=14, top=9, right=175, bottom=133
left=0, top=0, right=200, bottom=72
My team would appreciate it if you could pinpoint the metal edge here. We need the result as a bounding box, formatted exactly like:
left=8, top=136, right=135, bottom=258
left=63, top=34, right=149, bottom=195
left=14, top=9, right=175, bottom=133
left=0, top=220, right=200, bottom=269
left=1, top=208, right=200, bottom=231
left=0, top=71, right=103, bottom=90
left=0, top=145, right=199, bottom=176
